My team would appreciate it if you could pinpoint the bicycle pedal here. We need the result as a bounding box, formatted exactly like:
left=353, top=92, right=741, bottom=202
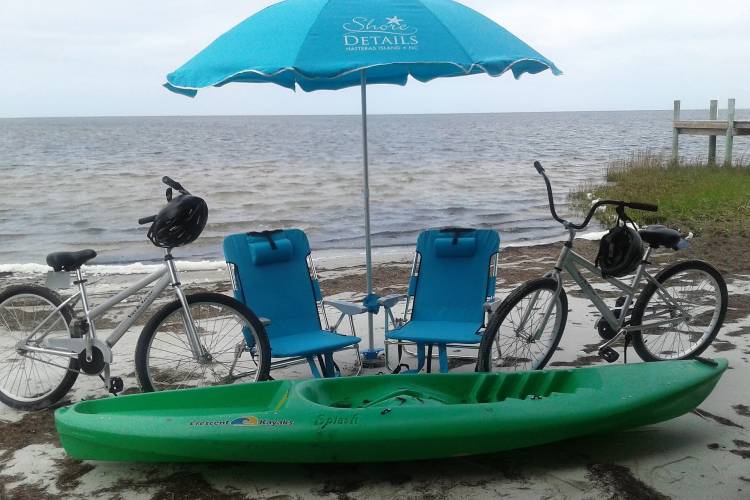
left=108, top=376, right=124, bottom=395
left=596, top=317, right=618, bottom=341
left=598, top=347, right=620, bottom=363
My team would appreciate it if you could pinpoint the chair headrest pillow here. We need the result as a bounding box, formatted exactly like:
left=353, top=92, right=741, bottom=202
left=249, top=237, right=294, bottom=265
left=435, top=236, right=477, bottom=258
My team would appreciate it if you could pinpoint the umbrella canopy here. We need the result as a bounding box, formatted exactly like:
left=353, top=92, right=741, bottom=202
left=166, top=0, right=560, bottom=95
left=165, top=0, right=560, bottom=359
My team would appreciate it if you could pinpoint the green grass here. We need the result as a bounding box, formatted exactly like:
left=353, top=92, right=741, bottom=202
left=570, top=151, right=750, bottom=237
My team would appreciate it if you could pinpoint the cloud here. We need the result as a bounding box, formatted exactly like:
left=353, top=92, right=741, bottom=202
left=0, top=0, right=748, bottom=117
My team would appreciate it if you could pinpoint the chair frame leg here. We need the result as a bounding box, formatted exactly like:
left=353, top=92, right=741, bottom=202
left=306, top=356, right=322, bottom=378
left=416, top=343, right=426, bottom=372
left=438, top=345, right=449, bottom=373
left=324, top=352, right=336, bottom=377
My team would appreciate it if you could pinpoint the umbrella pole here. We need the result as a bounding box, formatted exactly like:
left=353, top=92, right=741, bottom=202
left=359, top=69, right=382, bottom=365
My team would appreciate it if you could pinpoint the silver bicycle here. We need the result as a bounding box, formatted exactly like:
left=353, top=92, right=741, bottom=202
left=0, top=177, right=270, bottom=410
left=478, top=162, right=727, bottom=372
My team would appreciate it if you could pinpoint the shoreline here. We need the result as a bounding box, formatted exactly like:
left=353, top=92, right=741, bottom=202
left=0, top=229, right=606, bottom=275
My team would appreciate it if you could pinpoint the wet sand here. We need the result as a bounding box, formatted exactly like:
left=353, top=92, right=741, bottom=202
left=0, top=238, right=748, bottom=499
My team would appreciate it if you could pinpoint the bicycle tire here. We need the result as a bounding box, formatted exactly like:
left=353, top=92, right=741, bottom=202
left=631, top=260, right=727, bottom=361
left=0, top=285, right=79, bottom=410
left=477, top=278, right=567, bottom=372
left=135, top=292, right=271, bottom=392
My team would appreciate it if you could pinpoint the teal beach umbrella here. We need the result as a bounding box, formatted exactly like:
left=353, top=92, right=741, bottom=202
left=165, top=0, right=561, bottom=358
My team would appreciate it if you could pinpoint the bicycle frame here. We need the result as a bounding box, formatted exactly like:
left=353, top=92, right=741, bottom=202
left=519, top=161, right=695, bottom=357
left=20, top=250, right=203, bottom=363
left=532, top=228, right=690, bottom=344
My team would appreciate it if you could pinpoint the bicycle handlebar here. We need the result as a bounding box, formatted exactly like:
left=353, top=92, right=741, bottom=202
left=623, top=201, right=659, bottom=212
left=533, top=161, right=658, bottom=230
left=138, top=215, right=157, bottom=225
left=138, top=177, right=192, bottom=225
left=162, top=176, right=190, bottom=195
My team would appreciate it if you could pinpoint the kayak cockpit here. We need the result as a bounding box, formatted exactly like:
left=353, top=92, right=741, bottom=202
left=295, top=369, right=602, bottom=409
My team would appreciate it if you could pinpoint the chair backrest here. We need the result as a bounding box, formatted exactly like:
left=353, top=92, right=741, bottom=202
left=409, top=228, right=500, bottom=324
left=223, top=229, right=322, bottom=338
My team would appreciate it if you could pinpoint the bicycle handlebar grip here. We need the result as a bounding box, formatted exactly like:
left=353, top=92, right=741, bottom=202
left=533, top=161, right=545, bottom=174
left=162, top=176, right=185, bottom=192
left=626, top=201, right=658, bottom=212
left=138, top=215, right=157, bottom=225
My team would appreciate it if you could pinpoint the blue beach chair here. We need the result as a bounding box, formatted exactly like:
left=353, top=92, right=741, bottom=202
left=224, top=229, right=364, bottom=378
left=380, top=228, right=500, bottom=373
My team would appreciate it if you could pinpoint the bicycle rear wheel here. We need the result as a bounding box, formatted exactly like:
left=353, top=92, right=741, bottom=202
left=631, top=260, right=727, bottom=361
left=136, top=292, right=271, bottom=392
left=0, top=285, right=79, bottom=410
left=477, top=278, right=567, bottom=372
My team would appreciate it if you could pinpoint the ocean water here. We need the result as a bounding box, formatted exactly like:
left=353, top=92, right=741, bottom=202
left=0, top=110, right=744, bottom=267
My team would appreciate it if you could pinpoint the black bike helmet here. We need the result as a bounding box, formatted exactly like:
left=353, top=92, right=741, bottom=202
left=147, top=193, right=208, bottom=248
left=595, top=224, right=643, bottom=277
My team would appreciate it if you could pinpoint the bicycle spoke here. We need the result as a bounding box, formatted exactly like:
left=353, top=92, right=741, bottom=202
left=638, top=268, right=722, bottom=360
left=145, top=300, right=262, bottom=390
left=0, top=292, right=72, bottom=405
left=488, top=286, right=560, bottom=372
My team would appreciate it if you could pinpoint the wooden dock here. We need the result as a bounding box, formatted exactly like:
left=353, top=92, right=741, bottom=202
left=672, top=98, right=748, bottom=165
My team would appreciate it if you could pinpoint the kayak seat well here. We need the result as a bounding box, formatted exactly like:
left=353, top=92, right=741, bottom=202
left=69, top=381, right=293, bottom=416
left=295, top=370, right=602, bottom=409
left=468, top=369, right=601, bottom=403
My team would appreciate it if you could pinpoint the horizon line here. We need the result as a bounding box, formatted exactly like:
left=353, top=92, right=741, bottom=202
left=0, top=108, right=703, bottom=120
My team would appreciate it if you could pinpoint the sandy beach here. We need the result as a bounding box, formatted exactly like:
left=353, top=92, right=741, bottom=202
left=0, top=237, right=748, bottom=499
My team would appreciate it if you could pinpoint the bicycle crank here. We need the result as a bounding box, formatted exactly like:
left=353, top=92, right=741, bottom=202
left=596, top=296, right=628, bottom=341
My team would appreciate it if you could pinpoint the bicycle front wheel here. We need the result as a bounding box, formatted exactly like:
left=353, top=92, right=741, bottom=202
left=0, top=285, right=79, bottom=410
left=477, top=278, right=567, bottom=372
left=135, top=292, right=271, bottom=392
left=631, top=260, right=727, bottom=361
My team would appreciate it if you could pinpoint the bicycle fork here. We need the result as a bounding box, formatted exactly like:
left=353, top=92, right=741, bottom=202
left=164, top=250, right=206, bottom=362
left=524, top=239, right=573, bottom=342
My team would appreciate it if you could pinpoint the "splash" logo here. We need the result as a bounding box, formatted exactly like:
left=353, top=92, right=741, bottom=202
left=343, top=16, right=419, bottom=52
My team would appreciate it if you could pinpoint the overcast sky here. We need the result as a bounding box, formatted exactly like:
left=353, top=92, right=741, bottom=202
left=2, top=0, right=749, bottom=118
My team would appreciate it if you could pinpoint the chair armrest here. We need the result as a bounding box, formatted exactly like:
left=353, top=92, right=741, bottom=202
left=483, top=300, right=500, bottom=314
left=378, top=294, right=407, bottom=309
left=323, top=299, right=368, bottom=316
left=259, top=317, right=272, bottom=327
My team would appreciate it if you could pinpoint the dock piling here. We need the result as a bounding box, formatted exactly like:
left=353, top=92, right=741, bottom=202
left=708, top=99, right=718, bottom=164
left=725, top=98, right=735, bottom=167
left=672, top=100, right=681, bottom=163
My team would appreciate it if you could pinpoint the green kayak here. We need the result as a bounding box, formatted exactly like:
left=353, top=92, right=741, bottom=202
left=55, top=359, right=726, bottom=463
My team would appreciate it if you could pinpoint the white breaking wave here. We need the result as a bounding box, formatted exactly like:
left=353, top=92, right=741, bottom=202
left=0, top=234, right=611, bottom=277
left=0, top=260, right=228, bottom=276
left=577, top=230, right=607, bottom=241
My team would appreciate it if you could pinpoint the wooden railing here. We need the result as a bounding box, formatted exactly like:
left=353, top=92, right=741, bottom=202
left=672, top=99, right=748, bottom=165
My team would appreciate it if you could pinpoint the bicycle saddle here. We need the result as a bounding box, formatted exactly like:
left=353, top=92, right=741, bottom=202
left=638, top=225, right=682, bottom=250
left=46, top=249, right=97, bottom=271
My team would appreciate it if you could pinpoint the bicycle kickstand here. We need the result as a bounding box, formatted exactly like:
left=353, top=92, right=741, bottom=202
left=623, top=333, right=631, bottom=364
